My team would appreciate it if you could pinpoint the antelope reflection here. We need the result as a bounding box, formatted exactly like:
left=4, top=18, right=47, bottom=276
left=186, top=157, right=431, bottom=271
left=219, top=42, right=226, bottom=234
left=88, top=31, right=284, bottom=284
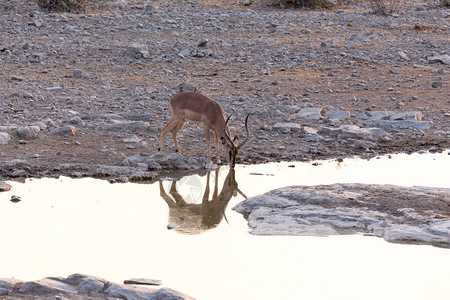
left=159, top=168, right=245, bottom=234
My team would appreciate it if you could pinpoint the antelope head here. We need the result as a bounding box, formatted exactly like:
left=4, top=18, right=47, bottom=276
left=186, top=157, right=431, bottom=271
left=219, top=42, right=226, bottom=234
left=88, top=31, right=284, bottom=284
left=222, top=114, right=250, bottom=169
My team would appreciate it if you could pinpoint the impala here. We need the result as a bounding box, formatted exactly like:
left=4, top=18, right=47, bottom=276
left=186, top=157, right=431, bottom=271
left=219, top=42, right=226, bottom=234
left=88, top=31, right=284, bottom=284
left=158, top=91, right=250, bottom=168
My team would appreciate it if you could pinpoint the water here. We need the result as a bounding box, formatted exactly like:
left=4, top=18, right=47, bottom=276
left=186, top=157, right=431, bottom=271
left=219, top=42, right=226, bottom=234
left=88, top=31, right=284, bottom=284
left=0, top=151, right=449, bottom=300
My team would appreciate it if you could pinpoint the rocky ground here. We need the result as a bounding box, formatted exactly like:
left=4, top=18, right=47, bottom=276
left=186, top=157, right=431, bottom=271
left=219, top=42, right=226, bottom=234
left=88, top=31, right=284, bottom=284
left=0, top=0, right=449, bottom=181
left=0, top=273, right=193, bottom=299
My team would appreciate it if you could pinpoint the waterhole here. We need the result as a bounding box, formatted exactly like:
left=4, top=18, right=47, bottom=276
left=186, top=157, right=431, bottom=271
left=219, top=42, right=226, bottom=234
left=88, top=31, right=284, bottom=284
left=1, top=151, right=449, bottom=300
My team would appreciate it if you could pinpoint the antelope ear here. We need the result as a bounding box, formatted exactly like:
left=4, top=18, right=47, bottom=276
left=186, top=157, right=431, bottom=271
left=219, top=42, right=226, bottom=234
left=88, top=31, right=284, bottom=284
left=233, top=136, right=239, bottom=142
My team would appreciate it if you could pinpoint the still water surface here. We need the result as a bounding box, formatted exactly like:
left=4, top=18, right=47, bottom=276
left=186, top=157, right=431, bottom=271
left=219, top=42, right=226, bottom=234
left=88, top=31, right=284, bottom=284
left=1, top=151, right=449, bottom=300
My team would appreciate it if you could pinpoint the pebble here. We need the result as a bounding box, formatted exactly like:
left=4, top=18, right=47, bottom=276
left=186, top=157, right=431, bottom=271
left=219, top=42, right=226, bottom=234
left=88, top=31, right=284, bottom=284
left=0, top=182, right=12, bottom=192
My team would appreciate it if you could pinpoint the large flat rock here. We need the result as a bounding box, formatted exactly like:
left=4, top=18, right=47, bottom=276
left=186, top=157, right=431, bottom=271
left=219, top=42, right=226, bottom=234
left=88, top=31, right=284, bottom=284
left=233, top=184, right=450, bottom=247
left=0, top=274, right=195, bottom=299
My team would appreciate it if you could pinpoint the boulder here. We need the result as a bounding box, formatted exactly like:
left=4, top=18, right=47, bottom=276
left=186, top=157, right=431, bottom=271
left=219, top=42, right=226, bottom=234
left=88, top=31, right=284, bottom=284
left=325, top=110, right=350, bottom=119
left=233, top=184, right=450, bottom=247
left=52, top=125, right=76, bottom=136
left=17, top=125, right=40, bottom=139
left=0, top=182, right=12, bottom=192
left=292, top=108, right=323, bottom=120
left=0, top=132, right=11, bottom=145
left=1, top=274, right=194, bottom=299
left=427, top=54, right=450, bottom=65
left=273, top=123, right=302, bottom=133
left=319, top=125, right=391, bottom=142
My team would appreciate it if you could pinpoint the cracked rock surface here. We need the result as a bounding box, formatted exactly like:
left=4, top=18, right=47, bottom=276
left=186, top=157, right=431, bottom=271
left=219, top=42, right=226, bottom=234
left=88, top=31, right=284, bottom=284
left=233, top=183, right=450, bottom=248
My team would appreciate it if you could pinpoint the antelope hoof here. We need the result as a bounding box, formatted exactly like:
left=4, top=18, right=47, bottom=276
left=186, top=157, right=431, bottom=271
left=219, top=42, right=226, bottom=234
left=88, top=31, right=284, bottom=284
left=157, top=147, right=161, bottom=152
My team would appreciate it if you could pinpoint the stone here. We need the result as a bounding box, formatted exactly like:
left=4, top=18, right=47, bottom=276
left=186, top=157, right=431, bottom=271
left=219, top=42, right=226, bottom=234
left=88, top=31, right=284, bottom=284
left=0, top=132, right=11, bottom=145
left=72, top=69, right=83, bottom=78
left=178, top=82, right=197, bottom=92
left=124, top=278, right=162, bottom=286
left=325, top=110, right=350, bottom=119
left=0, top=288, right=9, bottom=296
left=10, top=195, right=21, bottom=203
left=273, top=123, right=302, bottom=133
left=17, top=125, right=40, bottom=139
left=362, top=120, right=432, bottom=131
left=19, top=279, right=77, bottom=295
left=69, top=116, right=85, bottom=126
left=197, top=38, right=208, bottom=47
left=145, top=153, right=206, bottom=170
left=319, top=125, right=390, bottom=142
left=292, top=108, right=323, bottom=120
left=233, top=184, right=450, bottom=247
left=427, top=54, right=450, bottom=65
left=77, top=277, right=105, bottom=296
left=28, top=53, right=43, bottom=63
left=0, top=182, right=12, bottom=192
left=52, top=125, right=76, bottom=136
left=179, top=49, right=192, bottom=57
left=123, top=154, right=144, bottom=167
left=431, top=81, right=442, bottom=88
left=123, top=135, right=142, bottom=143
left=1, top=274, right=193, bottom=299
left=10, top=170, right=27, bottom=178
left=398, top=50, right=408, bottom=60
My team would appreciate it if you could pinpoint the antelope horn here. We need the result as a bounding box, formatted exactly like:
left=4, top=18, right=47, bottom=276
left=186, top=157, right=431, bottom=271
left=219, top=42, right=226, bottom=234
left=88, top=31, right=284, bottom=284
left=223, top=114, right=235, bottom=149
left=237, top=113, right=250, bottom=150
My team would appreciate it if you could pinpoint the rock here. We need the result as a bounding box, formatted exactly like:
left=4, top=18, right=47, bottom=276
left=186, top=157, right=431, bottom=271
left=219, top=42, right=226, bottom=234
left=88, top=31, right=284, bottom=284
left=292, top=108, right=323, bottom=120
left=145, top=153, right=206, bottom=170
left=17, top=125, right=40, bottom=139
left=0, top=288, right=9, bottom=296
left=77, top=277, right=105, bottom=296
left=398, top=50, right=408, bottom=60
left=10, top=169, right=27, bottom=177
left=355, top=110, right=424, bottom=121
left=319, top=125, right=391, bottom=142
left=144, top=4, right=153, bottom=15
left=362, top=119, right=432, bottom=131
left=127, top=46, right=149, bottom=59
left=273, top=123, right=302, bottom=133
left=124, top=278, right=162, bottom=286
left=233, top=184, right=450, bottom=247
left=123, top=135, right=142, bottom=143
left=69, top=116, right=85, bottom=126
left=179, top=49, right=192, bottom=57
left=19, top=279, right=77, bottom=295
left=122, top=154, right=144, bottom=167
left=431, top=81, right=442, bottom=88
left=28, top=53, right=43, bottom=63
left=178, top=82, right=197, bottom=92
left=0, top=182, right=12, bottom=192
left=427, top=54, right=450, bottom=65
left=114, top=0, right=128, bottom=9
left=0, top=132, right=11, bottom=145
left=52, top=125, right=76, bottom=136
left=72, top=69, right=83, bottom=78
left=325, top=110, right=350, bottom=119
left=197, top=38, right=208, bottom=47
left=10, top=195, right=21, bottom=203
left=3, top=274, right=193, bottom=299
left=103, top=282, right=158, bottom=300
